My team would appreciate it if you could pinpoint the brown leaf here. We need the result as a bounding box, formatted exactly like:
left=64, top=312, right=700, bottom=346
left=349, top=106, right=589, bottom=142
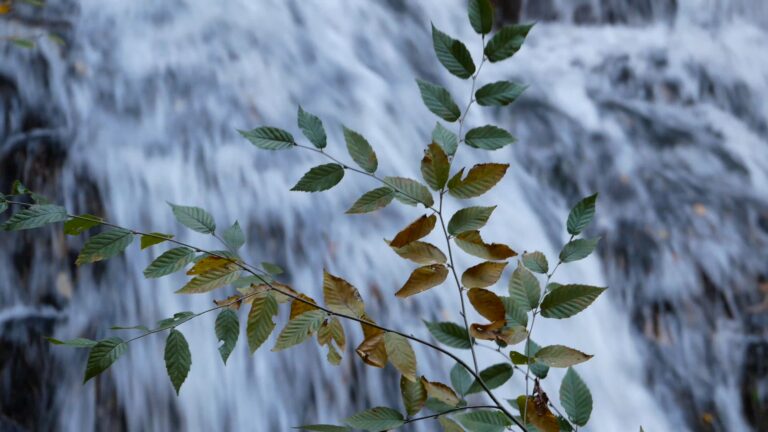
left=470, top=321, right=528, bottom=345
left=186, top=256, right=232, bottom=275
left=395, top=264, right=449, bottom=298
left=518, top=396, right=560, bottom=432
left=355, top=314, right=387, bottom=368
left=322, top=270, right=365, bottom=318
left=454, top=230, right=517, bottom=260
left=318, top=317, right=346, bottom=350
left=289, top=293, right=319, bottom=320
left=244, top=282, right=299, bottom=304
left=447, top=163, right=509, bottom=199
left=467, top=288, right=506, bottom=321
left=386, top=240, right=447, bottom=265
left=390, top=214, right=437, bottom=248
left=420, top=143, right=450, bottom=190
left=461, top=261, right=508, bottom=288
left=213, top=294, right=243, bottom=311
left=421, top=377, right=461, bottom=407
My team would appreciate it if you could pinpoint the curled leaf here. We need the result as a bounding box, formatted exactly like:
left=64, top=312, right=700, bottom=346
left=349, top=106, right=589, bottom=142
left=454, top=230, right=517, bottom=261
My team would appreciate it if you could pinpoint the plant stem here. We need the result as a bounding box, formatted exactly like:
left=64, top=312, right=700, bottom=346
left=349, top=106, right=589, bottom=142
left=403, top=404, right=499, bottom=424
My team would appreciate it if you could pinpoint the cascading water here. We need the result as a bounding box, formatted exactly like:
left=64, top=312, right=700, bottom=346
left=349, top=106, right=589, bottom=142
left=1, top=0, right=766, bottom=430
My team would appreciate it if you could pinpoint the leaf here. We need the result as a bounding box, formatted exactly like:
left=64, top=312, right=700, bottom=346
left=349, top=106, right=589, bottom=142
left=447, top=163, right=509, bottom=199
left=522, top=251, right=548, bottom=274
left=140, top=232, right=173, bottom=250
left=298, top=106, right=327, bottom=149
left=395, top=264, right=448, bottom=298
left=461, top=261, right=507, bottom=289
left=566, top=193, right=598, bottom=235
left=467, top=288, right=506, bottom=321
left=421, top=377, right=461, bottom=407
left=454, top=231, right=517, bottom=261
left=143, top=247, right=196, bottom=278
left=475, top=81, right=527, bottom=106
left=470, top=321, right=527, bottom=346
left=448, top=206, right=496, bottom=236
left=346, top=187, right=394, bottom=214
left=390, top=214, right=437, bottom=248
left=273, top=310, right=325, bottom=351
left=291, top=163, right=345, bottom=192
left=469, top=0, right=494, bottom=34
left=484, top=24, right=534, bottom=62
left=432, top=24, right=475, bottom=79
left=1, top=204, right=68, bottom=231
left=64, top=214, right=103, bottom=236
left=46, top=337, right=97, bottom=348
left=535, top=345, right=593, bottom=368
left=156, top=312, right=196, bottom=331
left=539, top=284, right=606, bottom=319
left=356, top=330, right=388, bottom=368
left=421, top=143, right=450, bottom=191
left=500, top=296, right=528, bottom=327
left=76, top=228, right=135, bottom=265
left=384, top=333, right=417, bottom=381
left=424, top=321, right=471, bottom=349
left=262, top=262, right=284, bottom=275
left=467, top=363, right=513, bottom=394
left=432, top=122, right=458, bottom=156
left=215, top=309, right=239, bottom=364
left=464, top=125, right=515, bottom=150
left=83, top=337, right=126, bottom=383
left=10, top=38, right=36, bottom=49
left=322, top=270, right=365, bottom=318
left=383, top=177, right=434, bottom=208
left=386, top=240, right=446, bottom=265
left=456, top=410, right=512, bottom=432
left=344, top=407, right=404, bottom=431
left=290, top=293, right=319, bottom=320
left=168, top=203, right=216, bottom=234
left=187, top=256, right=231, bottom=275
left=416, top=79, right=461, bottom=122
left=343, top=126, right=378, bottom=173
left=508, top=263, right=540, bottom=311
left=439, top=417, right=466, bottom=432
left=294, top=425, right=350, bottom=432
left=559, top=237, right=600, bottom=263
left=176, top=263, right=240, bottom=293
left=517, top=396, right=559, bottom=432
left=450, top=363, right=473, bottom=396
left=524, top=340, right=550, bottom=379
left=164, top=329, right=191, bottom=394
left=317, top=317, right=346, bottom=350
left=247, top=292, right=278, bottom=352
left=238, top=126, right=294, bottom=150
left=222, top=221, right=245, bottom=250
left=560, top=367, right=593, bottom=426
left=509, top=351, right=533, bottom=365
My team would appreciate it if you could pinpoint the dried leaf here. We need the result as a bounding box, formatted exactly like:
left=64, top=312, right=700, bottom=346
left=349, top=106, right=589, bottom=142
left=447, top=163, right=509, bottom=199
left=186, top=256, right=231, bottom=275
left=461, top=261, right=507, bottom=289
left=421, top=377, right=461, bottom=407
left=289, top=293, right=319, bottom=320
left=386, top=240, right=447, bottom=265
left=322, top=270, right=365, bottom=318
left=467, top=288, right=506, bottom=321
left=454, top=230, right=517, bottom=261
left=390, top=214, right=437, bottom=248
left=384, top=333, right=417, bottom=381
left=395, top=264, right=448, bottom=298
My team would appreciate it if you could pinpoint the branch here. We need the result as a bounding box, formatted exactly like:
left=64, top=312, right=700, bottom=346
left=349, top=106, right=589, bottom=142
left=403, top=404, right=500, bottom=425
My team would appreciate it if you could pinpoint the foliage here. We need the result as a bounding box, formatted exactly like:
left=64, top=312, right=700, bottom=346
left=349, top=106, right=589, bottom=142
left=0, top=2, right=619, bottom=431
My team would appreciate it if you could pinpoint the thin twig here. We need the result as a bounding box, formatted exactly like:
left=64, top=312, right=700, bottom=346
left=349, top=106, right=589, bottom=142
left=403, top=404, right=499, bottom=424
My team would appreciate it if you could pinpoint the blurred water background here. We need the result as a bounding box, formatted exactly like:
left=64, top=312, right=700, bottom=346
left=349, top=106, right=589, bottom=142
left=1, top=0, right=767, bottom=430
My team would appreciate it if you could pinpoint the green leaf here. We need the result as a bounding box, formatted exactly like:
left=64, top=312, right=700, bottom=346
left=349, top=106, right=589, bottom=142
left=439, top=417, right=466, bottom=432
left=64, top=214, right=103, bottom=236
left=10, top=38, right=36, bottom=49
left=140, top=232, right=173, bottom=250
left=508, top=351, right=533, bottom=365
left=508, top=263, right=540, bottom=311
left=400, top=374, right=427, bottom=416
left=343, top=127, right=378, bottom=173
left=156, top=312, right=196, bottom=331
left=76, top=228, right=134, bottom=265
left=215, top=309, right=239, bottom=364
left=566, top=193, right=598, bottom=235
left=424, top=321, right=471, bottom=349
left=447, top=163, right=508, bottom=199
left=536, top=345, right=593, bottom=368
left=475, top=81, right=527, bottom=106
left=464, top=125, right=515, bottom=150
left=291, top=163, right=345, bottom=192
left=294, top=426, right=351, bottom=432
left=164, top=329, right=191, bottom=394
left=383, top=177, right=434, bottom=208
left=346, top=187, right=394, bottom=214
left=247, top=292, right=278, bottom=353
left=467, top=363, right=513, bottom=394
left=297, top=106, right=327, bottom=149
left=432, top=122, right=458, bottom=156
left=143, top=247, right=196, bottom=278
left=447, top=206, right=496, bottom=236
left=560, top=367, right=593, bottom=426
left=456, top=410, right=512, bottom=432
left=450, top=363, right=473, bottom=396
left=83, top=337, right=126, bottom=383
left=559, top=237, right=600, bottom=263
left=1, top=204, right=68, bottom=231
left=238, top=127, right=295, bottom=150
left=168, top=203, right=216, bottom=234
left=421, top=143, right=450, bottom=191
left=525, top=340, right=550, bottom=379
left=416, top=79, right=461, bottom=122
left=222, top=221, right=245, bottom=250
left=344, top=407, right=405, bottom=431
left=500, top=296, right=528, bottom=327
left=484, top=24, right=534, bottom=62
left=539, top=284, right=606, bottom=319
left=384, top=333, right=417, bottom=381
left=468, top=0, right=494, bottom=34
left=262, top=262, right=284, bottom=275
left=46, top=337, right=97, bottom=348
left=273, top=310, right=325, bottom=351
left=522, top=251, right=548, bottom=274
left=432, top=24, right=475, bottom=79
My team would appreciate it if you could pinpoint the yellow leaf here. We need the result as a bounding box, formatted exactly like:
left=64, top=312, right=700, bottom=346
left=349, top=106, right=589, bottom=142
left=186, top=256, right=231, bottom=275
left=467, top=288, right=506, bottom=321
left=390, top=214, right=437, bottom=248
left=421, top=377, right=461, bottom=407
left=454, top=230, right=517, bottom=260
left=395, top=264, right=449, bottom=298
left=461, top=261, right=508, bottom=288
left=289, top=293, right=319, bottom=320
left=317, top=317, right=346, bottom=350
left=518, top=396, right=560, bottom=432
left=177, top=263, right=239, bottom=294
left=383, top=332, right=417, bottom=381
left=447, top=163, right=509, bottom=199
left=0, top=1, right=12, bottom=14
left=322, top=270, right=365, bottom=318
left=386, top=240, right=447, bottom=265
left=355, top=314, right=387, bottom=368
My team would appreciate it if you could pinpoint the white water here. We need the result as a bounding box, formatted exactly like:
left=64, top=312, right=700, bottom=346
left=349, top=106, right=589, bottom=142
left=2, top=0, right=767, bottom=430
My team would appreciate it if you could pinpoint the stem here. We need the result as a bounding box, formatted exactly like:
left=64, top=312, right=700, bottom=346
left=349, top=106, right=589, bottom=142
left=403, top=405, right=499, bottom=424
